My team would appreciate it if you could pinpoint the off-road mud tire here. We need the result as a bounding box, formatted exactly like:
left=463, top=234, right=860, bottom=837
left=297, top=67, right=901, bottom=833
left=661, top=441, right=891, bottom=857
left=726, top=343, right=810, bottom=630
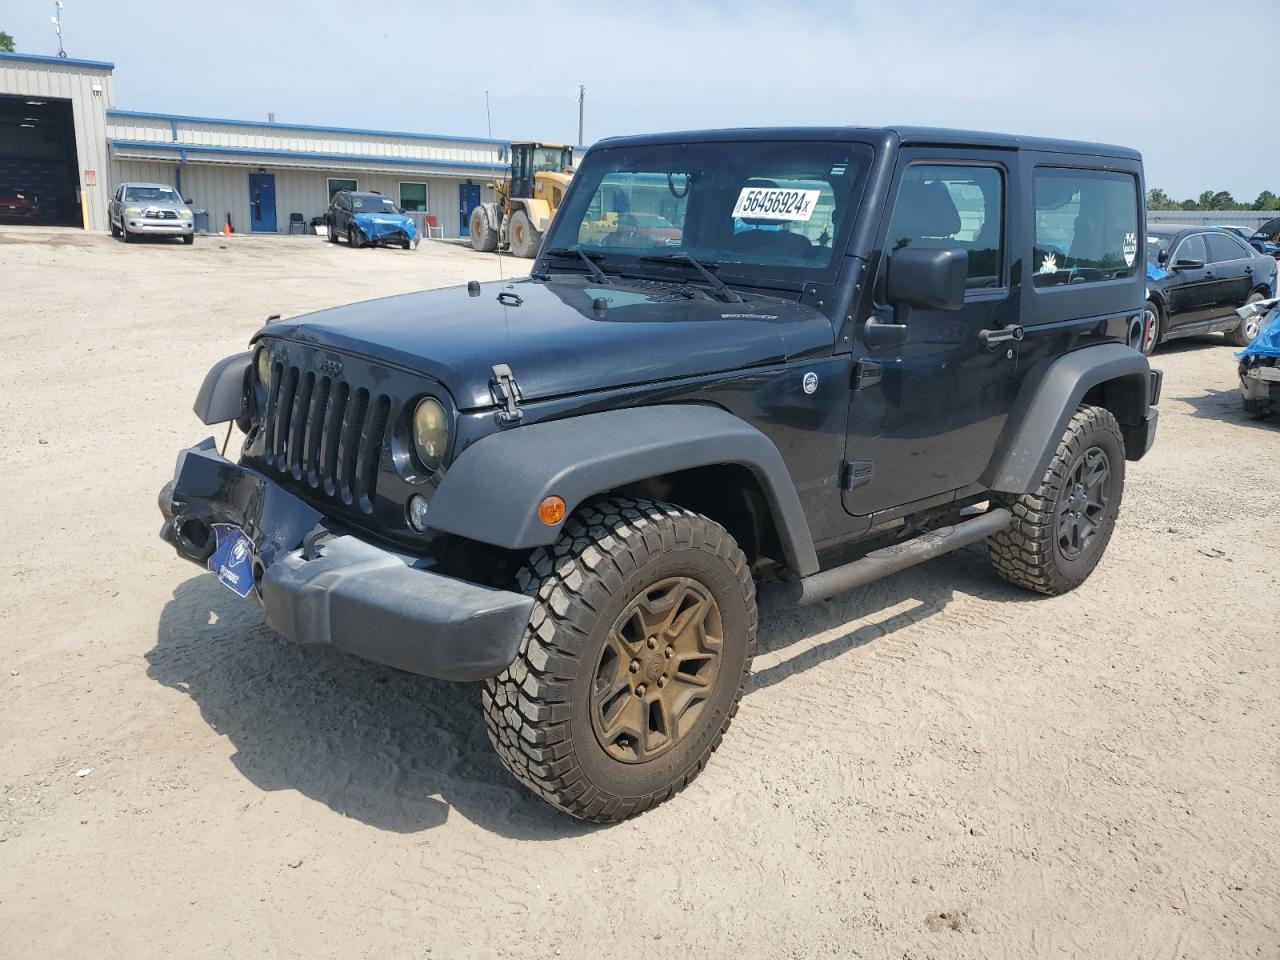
left=989, top=404, right=1125, bottom=596
left=483, top=497, right=756, bottom=822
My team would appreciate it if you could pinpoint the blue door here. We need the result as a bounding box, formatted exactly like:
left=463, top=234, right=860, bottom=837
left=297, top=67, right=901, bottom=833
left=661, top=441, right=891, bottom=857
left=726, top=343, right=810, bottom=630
left=459, top=182, right=481, bottom=234
left=249, top=173, right=277, bottom=232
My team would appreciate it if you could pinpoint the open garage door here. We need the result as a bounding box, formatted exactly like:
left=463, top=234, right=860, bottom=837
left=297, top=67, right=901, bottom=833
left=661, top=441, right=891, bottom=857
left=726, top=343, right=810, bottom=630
left=0, top=94, right=82, bottom=227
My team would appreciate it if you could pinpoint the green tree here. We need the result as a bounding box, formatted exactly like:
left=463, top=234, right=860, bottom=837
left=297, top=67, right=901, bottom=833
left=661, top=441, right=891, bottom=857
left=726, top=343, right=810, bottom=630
left=0, top=31, right=15, bottom=53
left=1179, top=198, right=1199, bottom=211
left=1255, top=190, right=1280, bottom=211
left=1147, top=187, right=1175, bottom=210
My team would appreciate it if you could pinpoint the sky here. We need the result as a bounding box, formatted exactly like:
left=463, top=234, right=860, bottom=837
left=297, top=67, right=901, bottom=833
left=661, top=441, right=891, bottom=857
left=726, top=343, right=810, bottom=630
left=3, top=0, right=1274, bottom=201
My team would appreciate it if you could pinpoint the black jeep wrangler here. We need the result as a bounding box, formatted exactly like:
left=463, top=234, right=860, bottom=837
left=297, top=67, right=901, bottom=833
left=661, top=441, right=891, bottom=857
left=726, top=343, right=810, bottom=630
left=159, top=127, right=1161, bottom=822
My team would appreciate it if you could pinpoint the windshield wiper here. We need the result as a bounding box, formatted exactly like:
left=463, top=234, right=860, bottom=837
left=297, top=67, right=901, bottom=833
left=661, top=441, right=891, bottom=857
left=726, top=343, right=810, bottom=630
left=637, top=254, right=744, bottom=303
left=544, top=247, right=612, bottom=283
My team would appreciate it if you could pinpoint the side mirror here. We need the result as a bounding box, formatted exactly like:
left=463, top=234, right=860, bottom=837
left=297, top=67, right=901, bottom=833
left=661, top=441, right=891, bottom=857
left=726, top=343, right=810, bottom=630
left=886, top=246, right=969, bottom=312
left=865, top=247, right=968, bottom=348
left=183, top=197, right=192, bottom=205
left=1173, top=258, right=1205, bottom=271
left=1157, top=250, right=1169, bottom=265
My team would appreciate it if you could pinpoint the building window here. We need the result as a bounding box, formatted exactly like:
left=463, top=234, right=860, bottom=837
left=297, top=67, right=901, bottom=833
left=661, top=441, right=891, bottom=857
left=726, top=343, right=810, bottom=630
left=399, top=182, right=427, bottom=212
left=327, top=178, right=357, bottom=200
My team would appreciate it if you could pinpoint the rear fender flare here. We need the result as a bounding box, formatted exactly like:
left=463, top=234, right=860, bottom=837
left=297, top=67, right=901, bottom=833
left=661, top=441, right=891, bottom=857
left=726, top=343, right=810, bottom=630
left=428, top=405, right=820, bottom=576
left=982, top=343, right=1153, bottom=493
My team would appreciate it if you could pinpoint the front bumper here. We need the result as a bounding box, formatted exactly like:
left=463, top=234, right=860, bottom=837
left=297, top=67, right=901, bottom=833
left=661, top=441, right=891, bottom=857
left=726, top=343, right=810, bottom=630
left=158, top=439, right=531, bottom=680
left=128, top=218, right=193, bottom=235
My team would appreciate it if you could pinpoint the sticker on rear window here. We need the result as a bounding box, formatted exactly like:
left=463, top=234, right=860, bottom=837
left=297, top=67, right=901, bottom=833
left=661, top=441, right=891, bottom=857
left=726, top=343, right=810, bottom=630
left=732, top=187, right=820, bottom=222
left=1122, top=232, right=1137, bottom=267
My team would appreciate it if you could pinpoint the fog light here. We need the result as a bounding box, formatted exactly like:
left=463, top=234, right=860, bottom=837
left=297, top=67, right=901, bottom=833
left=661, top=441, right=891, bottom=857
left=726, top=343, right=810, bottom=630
left=538, top=495, right=566, bottom=526
left=407, top=494, right=430, bottom=532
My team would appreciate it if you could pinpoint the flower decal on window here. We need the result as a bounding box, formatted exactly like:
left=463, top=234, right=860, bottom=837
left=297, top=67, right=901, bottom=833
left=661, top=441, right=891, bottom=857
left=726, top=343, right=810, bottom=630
left=1039, top=253, right=1058, bottom=275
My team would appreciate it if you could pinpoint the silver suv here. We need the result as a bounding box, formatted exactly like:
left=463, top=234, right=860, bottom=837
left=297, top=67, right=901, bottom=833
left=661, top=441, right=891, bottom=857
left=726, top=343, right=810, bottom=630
left=108, top=182, right=195, bottom=244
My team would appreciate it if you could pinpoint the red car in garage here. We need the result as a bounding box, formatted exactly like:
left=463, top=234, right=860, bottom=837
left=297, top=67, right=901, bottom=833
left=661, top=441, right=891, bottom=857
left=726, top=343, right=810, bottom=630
left=0, top=187, right=42, bottom=224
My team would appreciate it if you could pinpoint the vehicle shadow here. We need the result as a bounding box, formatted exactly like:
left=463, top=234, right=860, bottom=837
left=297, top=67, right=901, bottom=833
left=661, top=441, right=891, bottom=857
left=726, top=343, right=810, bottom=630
left=149, top=545, right=1034, bottom=836
left=1178, top=386, right=1277, bottom=427
left=749, top=543, right=1037, bottom=693
left=147, top=574, right=598, bottom=840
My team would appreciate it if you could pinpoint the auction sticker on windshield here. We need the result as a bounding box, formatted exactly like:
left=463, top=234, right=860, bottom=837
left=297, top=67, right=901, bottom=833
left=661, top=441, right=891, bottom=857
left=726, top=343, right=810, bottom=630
left=732, top=187, right=821, bottom=222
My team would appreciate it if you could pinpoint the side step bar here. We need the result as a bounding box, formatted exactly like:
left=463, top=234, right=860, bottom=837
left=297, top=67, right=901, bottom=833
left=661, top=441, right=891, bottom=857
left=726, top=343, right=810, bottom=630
left=761, top=508, right=1012, bottom=608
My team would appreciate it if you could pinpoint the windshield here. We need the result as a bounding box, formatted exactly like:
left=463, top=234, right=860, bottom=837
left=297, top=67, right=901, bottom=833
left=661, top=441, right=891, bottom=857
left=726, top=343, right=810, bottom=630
left=125, top=186, right=180, bottom=204
left=1147, top=234, right=1173, bottom=262
left=532, top=147, right=570, bottom=172
left=542, top=140, right=875, bottom=284
left=352, top=195, right=399, bottom=214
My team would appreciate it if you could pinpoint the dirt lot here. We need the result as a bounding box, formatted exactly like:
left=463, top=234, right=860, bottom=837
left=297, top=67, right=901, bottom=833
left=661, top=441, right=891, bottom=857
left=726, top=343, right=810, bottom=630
left=1, top=226, right=1278, bottom=959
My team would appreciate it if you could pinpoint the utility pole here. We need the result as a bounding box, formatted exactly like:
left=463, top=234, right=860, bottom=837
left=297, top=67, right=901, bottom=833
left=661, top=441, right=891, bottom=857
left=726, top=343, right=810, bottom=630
left=51, top=1, right=66, bottom=58
left=577, top=84, right=585, bottom=146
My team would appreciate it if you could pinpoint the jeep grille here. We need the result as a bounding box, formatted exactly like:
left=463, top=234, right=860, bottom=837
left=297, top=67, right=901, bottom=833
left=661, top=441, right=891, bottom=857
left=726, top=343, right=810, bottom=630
left=260, top=361, right=391, bottom=513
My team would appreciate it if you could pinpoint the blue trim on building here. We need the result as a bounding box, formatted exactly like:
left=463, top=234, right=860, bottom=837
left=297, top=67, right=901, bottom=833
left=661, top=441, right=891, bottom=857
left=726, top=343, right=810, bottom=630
left=0, top=51, right=115, bottom=70
left=108, top=139, right=508, bottom=173
left=106, top=109, right=508, bottom=147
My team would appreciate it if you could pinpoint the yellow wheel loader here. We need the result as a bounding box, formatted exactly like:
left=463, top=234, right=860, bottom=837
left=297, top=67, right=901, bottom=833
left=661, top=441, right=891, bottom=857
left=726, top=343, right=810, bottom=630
left=469, top=142, right=574, bottom=258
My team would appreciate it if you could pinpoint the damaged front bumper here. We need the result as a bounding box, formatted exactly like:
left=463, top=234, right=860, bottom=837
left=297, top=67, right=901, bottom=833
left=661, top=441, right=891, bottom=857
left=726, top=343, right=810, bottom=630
left=158, top=439, right=531, bottom=680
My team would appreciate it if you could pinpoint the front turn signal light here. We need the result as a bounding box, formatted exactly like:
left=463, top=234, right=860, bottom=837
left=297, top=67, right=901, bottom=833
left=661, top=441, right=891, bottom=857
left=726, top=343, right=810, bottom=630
left=538, top=496, right=566, bottom=526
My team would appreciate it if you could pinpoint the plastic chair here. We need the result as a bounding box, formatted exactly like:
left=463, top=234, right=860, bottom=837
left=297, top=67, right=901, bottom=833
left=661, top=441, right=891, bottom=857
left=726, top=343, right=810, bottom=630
left=287, top=212, right=306, bottom=235
left=423, top=215, right=444, bottom=240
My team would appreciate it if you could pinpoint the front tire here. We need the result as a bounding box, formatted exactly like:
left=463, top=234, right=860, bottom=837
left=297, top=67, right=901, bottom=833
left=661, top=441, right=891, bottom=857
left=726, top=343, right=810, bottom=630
left=484, top=498, right=756, bottom=822
left=1225, top=291, right=1268, bottom=347
left=470, top=206, right=498, bottom=252
left=347, top=226, right=363, bottom=248
left=989, top=404, right=1125, bottom=596
left=182, top=233, right=194, bottom=245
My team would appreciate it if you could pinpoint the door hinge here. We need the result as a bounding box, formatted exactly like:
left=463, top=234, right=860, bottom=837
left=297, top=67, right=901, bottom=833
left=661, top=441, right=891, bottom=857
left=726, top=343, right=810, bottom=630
left=490, top=363, right=524, bottom=424
left=852, top=360, right=882, bottom=390
left=840, top=460, right=874, bottom=491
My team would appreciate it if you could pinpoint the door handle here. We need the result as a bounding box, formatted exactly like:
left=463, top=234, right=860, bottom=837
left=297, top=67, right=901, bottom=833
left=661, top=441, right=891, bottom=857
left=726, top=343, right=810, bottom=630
left=979, top=324, right=1024, bottom=350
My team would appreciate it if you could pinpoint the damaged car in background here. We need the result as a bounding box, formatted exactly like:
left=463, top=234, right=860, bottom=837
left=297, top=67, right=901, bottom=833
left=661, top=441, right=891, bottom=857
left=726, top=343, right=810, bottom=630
left=1237, top=297, right=1280, bottom=419
left=326, top=190, right=419, bottom=249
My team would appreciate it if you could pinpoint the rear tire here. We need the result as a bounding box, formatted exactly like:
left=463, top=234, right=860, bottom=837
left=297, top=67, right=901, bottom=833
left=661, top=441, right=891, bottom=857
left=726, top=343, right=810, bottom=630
left=484, top=498, right=756, bottom=822
left=327, top=222, right=338, bottom=243
left=507, top=208, right=540, bottom=258
left=470, top=206, right=498, bottom=252
left=1140, top=299, right=1162, bottom=356
left=1225, top=291, right=1268, bottom=347
left=989, top=404, right=1125, bottom=596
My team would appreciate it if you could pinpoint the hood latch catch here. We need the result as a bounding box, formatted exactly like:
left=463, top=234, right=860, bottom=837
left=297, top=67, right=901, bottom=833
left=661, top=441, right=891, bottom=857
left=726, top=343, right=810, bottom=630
left=491, top=363, right=524, bottom=424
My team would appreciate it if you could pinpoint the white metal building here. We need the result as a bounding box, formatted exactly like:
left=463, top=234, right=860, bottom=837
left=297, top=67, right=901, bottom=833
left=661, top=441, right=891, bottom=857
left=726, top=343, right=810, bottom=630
left=1, top=51, right=510, bottom=237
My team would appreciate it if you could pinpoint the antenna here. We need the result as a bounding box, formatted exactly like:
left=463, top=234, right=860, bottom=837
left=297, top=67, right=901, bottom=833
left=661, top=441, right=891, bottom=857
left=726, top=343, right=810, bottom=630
left=577, top=84, right=585, bottom=146
left=485, top=89, right=507, bottom=288
left=51, top=1, right=66, bottom=58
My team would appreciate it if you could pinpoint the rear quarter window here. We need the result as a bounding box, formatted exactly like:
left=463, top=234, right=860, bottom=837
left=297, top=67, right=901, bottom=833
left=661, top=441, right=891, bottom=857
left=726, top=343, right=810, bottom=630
left=1032, top=168, right=1139, bottom=288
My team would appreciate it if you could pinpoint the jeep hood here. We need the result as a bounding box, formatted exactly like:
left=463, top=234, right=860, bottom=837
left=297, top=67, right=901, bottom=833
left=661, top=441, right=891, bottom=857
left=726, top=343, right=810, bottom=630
left=257, top=277, right=836, bottom=409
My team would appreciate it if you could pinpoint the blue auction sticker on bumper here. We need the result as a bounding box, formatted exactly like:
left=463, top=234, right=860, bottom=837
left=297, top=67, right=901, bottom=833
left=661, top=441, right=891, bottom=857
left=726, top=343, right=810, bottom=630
left=207, top=523, right=256, bottom=598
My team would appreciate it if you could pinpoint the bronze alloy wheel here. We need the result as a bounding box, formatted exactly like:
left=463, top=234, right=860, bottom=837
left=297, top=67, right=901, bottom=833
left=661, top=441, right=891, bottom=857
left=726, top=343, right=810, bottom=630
left=590, top=576, right=723, bottom=763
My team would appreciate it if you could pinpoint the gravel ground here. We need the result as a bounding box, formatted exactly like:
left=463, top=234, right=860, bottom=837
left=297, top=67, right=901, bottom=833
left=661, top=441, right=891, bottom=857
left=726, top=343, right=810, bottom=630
left=1, top=226, right=1277, bottom=959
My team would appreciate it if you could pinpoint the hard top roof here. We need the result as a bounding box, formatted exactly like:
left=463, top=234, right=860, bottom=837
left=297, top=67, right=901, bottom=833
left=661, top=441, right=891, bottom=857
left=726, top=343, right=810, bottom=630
left=593, top=125, right=1140, bottom=161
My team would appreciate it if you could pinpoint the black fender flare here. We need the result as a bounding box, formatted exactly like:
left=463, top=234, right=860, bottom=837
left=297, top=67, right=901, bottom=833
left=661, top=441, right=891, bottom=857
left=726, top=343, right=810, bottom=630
left=429, top=404, right=820, bottom=576
left=193, top=351, right=250, bottom=425
left=981, top=343, right=1154, bottom=494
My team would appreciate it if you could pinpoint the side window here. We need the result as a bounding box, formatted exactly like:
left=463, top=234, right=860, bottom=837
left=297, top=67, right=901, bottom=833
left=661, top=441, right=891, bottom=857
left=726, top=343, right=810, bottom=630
left=1206, top=233, right=1248, bottom=262
left=885, top=164, right=1004, bottom=289
left=1174, top=234, right=1207, bottom=265
left=1032, top=168, right=1139, bottom=287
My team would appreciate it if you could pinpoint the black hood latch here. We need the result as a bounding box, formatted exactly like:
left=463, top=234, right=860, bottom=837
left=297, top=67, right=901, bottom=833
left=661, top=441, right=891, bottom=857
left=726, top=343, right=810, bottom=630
left=491, top=364, right=524, bottom=424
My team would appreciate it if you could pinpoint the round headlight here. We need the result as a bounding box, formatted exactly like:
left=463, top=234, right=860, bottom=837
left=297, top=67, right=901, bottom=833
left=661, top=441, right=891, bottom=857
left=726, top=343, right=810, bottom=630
left=413, top=397, right=449, bottom=468
left=255, top=348, right=272, bottom=387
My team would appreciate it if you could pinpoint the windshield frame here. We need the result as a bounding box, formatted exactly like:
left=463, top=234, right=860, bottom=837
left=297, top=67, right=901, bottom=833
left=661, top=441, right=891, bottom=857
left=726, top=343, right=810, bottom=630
left=539, top=139, right=876, bottom=291
left=351, top=194, right=400, bottom=214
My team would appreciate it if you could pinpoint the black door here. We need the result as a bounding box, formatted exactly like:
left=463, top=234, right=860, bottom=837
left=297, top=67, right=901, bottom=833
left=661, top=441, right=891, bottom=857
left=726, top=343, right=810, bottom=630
left=1204, top=232, right=1255, bottom=316
left=1165, top=233, right=1216, bottom=329
left=843, top=155, right=1021, bottom=517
